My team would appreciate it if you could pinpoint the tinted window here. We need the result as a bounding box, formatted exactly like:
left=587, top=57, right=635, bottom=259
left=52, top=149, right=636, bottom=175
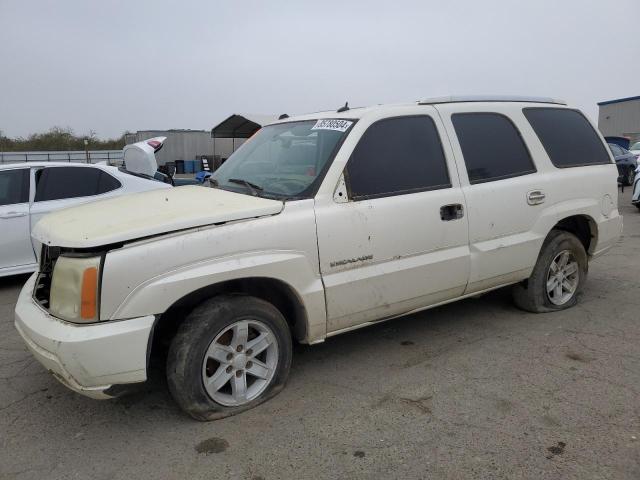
left=452, top=113, right=536, bottom=184
left=523, top=108, right=611, bottom=167
left=346, top=116, right=450, bottom=199
left=35, top=167, right=120, bottom=202
left=0, top=169, right=30, bottom=206
left=97, top=171, right=122, bottom=193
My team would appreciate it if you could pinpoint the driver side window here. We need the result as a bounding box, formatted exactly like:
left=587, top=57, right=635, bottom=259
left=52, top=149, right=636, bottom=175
left=345, top=116, right=451, bottom=200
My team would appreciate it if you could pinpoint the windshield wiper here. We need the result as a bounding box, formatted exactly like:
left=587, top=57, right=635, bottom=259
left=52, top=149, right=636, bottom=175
left=228, top=178, right=263, bottom=196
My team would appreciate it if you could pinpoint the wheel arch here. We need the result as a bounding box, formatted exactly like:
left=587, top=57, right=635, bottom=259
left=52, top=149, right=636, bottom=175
left=149, top=276, right=310, bottom=366
left=552, top=214, right=597, bottom=255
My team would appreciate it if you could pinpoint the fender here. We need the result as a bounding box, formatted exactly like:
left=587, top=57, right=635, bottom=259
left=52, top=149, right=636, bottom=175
left=103, top=249, right=327, bottom=343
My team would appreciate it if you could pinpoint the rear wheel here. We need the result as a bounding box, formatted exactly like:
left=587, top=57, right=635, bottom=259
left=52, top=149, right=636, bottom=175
left=512, top=230, right=587, bottom=313
left=166, top=295, right=292, bottom=421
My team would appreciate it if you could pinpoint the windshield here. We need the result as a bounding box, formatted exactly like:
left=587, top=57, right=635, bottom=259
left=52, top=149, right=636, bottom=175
left=630, top=142, right=640, bottom=151
left=211, top=119, right=353, bottom=199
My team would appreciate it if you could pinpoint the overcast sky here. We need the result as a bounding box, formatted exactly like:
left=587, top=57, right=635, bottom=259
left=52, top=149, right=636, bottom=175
left=1, top=0, right=638, bottom=139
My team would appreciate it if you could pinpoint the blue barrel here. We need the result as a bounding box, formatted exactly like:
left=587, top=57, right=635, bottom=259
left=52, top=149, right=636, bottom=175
left=184, top=160, right=195, bottom=173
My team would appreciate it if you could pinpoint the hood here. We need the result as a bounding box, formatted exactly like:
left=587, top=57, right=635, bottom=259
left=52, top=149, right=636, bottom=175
left=123, top=136, right=165, bottom=177
left=32, top=186, right=284, bottom=248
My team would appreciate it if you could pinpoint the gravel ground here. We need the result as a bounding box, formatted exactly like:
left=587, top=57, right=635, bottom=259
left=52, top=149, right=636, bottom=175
left=1, top=190, right=639, bottom=480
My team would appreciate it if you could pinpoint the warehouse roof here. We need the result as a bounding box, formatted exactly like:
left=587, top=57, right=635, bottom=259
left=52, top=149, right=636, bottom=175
left=211, top=114, right=278, bottom=138
left=597, top=95, right=640, bottom=106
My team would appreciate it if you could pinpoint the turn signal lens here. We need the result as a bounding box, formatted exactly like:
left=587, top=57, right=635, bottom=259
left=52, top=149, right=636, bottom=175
left=81, top=267, right=98, bottom=319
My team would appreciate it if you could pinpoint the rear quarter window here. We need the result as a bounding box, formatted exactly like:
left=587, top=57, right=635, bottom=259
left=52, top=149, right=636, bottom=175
left=523, top=108, right=611, bottom=168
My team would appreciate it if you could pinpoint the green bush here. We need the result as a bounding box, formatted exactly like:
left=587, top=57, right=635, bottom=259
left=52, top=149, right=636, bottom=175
left=0, top=127, right=127, bottom=151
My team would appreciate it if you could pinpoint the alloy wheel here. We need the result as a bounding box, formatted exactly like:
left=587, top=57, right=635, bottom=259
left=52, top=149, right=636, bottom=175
left=546, top=250, right=579, bottom=306
left=201, top=319, right=279, bottom=406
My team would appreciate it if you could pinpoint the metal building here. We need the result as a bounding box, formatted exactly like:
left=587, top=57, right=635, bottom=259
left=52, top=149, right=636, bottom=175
left=210, top=114, right=277, bottom=168
left=124, top=129, right=216, bottom=166
left=597, top=96, right=640, bottom=143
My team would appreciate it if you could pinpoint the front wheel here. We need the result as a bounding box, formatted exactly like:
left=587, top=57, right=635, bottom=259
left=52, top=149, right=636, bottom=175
left=166, top=295, right=292, bottom=421
left=512, top=230, right=588, bottom=313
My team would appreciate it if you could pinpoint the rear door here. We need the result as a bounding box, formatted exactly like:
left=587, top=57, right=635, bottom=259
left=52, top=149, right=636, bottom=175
left=438, top=105, right=552, bottom=293
left=29, top=166, right=122, bottom=227
left=314, top=109, right=470, bottom=333
left=0, top=168, right=35, bottom=270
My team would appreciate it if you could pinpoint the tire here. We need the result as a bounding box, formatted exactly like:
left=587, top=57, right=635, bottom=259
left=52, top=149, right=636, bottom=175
left=166, top=295, right=292, bottom=421
left=512, top=230, right=587, bottom=313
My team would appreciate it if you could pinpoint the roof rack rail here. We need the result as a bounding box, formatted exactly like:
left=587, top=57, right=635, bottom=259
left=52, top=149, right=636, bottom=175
left=418, top=95, right=566, bottom=105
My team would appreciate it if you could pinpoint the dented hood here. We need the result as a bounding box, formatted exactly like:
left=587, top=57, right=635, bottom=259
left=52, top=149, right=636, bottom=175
left=32, top=186, right=284, bottom=248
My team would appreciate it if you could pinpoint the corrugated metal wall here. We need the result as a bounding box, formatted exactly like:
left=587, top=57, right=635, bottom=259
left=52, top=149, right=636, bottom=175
left=598, top=99, right=640, bottom=142
left=125, top=130, right=246, bottom=165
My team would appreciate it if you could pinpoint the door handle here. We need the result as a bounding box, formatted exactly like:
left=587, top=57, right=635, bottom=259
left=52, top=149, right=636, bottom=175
left=440, top=204, right=464, bottom=221
left=527, top=190, right=546, bottom=205
left=0, top=211, right=27, bottom=219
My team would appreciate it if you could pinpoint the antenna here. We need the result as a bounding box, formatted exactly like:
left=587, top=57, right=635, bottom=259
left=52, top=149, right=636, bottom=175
left=337, top=102, right=349, bottom=113
left=278, top=114, right=289, bottom=120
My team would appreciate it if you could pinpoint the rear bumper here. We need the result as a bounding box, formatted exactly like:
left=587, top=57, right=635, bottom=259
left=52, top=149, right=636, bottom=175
left=14, top=274, right=155, bottom=399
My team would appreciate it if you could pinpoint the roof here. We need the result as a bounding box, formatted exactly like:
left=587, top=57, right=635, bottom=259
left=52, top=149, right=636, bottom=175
left=209, top=97, right=571, bottom=133
left=597, top=95, right=640, bottom=106
left=0, top=162, right=116, bottom=170
left=211, top=114, right=279, bottom=138
left=275, top=96, right=571, bottom=124
left=418, top=95, right=566, bottom=105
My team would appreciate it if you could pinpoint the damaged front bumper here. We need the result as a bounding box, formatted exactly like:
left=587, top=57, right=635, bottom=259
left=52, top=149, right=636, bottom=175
left=14, top=274, right=155, bottom=399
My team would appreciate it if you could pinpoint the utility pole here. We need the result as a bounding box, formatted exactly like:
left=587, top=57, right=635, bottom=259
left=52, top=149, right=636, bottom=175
left=84, top=138, right=89, bottom=163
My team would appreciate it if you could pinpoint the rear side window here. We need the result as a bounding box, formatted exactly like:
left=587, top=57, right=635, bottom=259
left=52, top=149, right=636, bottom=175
left=35, top=167, right=121, bottom=202
left=0, top=169, right=30, bottom=206
left=97, top=171, right=122, bottom=193
left=346, top=116, right=450, bottom=199
left=523, top=108, right=611, bottom=167
left=452, top=113, right=536, bottom=184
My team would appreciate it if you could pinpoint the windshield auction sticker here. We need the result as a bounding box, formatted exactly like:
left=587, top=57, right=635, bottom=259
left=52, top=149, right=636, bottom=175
left=311, top=119, right=353, bottom=132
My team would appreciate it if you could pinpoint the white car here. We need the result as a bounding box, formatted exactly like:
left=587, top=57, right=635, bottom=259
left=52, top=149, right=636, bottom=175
left=0, top=138, right=171, bottom=277
left=15, top=96, right=622, bottom=420
left=632, top=164, right=640, bottom=210
left=629, top=141, right=640, bottom=158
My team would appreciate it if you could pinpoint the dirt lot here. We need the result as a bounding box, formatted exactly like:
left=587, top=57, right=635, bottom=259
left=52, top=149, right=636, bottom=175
left=1, top=191, right=639, bottom=480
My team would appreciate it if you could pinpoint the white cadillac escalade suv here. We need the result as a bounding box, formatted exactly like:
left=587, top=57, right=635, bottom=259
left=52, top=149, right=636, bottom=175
left=15, top=96, right=622, bottom=420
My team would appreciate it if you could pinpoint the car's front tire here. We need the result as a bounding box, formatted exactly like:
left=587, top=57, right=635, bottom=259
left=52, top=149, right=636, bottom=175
left=512, top=230, right=587, bottom=313
left=166, top=295, right=292, bottom=421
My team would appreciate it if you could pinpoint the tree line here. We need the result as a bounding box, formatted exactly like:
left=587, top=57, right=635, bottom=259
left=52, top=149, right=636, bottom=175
left=0, top=127, right=127, bottom=151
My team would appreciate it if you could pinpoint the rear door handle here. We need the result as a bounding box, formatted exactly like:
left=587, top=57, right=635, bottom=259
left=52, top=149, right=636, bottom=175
left=527, top=190, right=546, bottom=205
left=440, top=204, right=464, bottom=221
left=0, top=211, right=27, bottom=219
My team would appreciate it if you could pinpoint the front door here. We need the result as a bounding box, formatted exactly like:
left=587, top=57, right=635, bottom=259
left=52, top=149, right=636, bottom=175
left=314, top=112, right=470, bottom=333
left=0, top=168, right=35, bottom=271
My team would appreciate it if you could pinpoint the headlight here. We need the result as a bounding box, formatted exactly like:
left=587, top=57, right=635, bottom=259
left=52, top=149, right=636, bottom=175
left=49, top=255, right=102, bottom=323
